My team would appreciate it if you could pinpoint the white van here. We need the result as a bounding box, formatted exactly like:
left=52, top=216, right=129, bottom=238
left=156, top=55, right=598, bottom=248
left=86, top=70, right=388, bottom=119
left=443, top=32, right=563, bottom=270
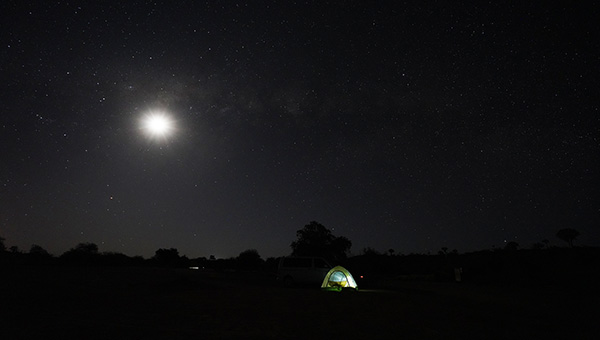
left=277, top=256, right=332, bottom=287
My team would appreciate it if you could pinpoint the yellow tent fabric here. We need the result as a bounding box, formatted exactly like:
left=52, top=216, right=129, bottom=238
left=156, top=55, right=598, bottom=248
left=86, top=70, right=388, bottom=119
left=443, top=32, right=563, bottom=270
left=321, top=266, right=358, bottom=291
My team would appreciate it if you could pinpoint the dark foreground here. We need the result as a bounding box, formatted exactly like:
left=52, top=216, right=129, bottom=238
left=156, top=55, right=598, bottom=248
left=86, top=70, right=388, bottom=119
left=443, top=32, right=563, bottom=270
left=1, top=266, right=597, bottom=339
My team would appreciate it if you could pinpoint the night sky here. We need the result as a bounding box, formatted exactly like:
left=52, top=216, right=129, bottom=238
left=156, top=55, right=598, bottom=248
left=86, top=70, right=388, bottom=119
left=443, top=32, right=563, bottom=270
left=1, top=1, right=598, bottom=259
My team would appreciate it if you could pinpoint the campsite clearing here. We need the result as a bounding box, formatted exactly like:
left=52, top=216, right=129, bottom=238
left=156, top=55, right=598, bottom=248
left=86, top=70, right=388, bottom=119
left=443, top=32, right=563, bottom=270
left=1, top=266, right=597, bottom=339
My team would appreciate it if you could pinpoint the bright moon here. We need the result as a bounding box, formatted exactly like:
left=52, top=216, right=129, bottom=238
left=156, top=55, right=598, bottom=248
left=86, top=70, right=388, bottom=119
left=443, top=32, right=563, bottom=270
left=141, top=111, right=175, bottom=140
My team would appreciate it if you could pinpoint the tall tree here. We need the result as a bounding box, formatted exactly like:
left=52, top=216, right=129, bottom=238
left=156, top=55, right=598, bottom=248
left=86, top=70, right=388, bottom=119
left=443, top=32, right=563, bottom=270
left=556, top=228, right=580, bottom=248
left=290, top=221, right=351, bottom=261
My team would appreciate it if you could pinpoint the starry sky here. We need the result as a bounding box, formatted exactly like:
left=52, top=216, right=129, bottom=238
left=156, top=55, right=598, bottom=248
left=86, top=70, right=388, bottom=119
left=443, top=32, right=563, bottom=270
left=1, top=1, right=598, bottom=259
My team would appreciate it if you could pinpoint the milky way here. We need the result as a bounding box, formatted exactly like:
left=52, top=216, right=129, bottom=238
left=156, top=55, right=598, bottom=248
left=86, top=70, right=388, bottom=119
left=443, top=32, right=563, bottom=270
left=1, top=1, right=598, bottom=258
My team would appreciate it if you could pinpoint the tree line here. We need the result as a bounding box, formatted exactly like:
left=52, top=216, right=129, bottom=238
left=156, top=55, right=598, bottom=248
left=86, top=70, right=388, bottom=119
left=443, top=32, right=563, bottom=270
left=0, top=223, right=585, bottom=270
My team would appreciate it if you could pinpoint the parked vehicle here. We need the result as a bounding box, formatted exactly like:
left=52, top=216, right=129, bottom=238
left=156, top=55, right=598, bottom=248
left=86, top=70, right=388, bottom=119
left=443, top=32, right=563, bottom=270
left=277, top=256, right=332, bottom=287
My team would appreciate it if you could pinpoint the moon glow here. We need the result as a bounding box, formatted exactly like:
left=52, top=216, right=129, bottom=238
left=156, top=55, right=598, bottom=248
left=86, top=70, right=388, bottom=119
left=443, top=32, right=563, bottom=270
left=141, top=111, right=175, bottom=140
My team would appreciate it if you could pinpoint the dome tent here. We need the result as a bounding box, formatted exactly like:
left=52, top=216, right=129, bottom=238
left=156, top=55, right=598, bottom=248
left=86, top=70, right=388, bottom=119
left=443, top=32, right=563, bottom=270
left=321, top=266, right=358, bottom=291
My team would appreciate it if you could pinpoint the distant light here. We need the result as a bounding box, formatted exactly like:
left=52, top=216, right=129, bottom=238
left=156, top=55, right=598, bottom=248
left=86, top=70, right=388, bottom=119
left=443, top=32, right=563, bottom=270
left=189, top=266, right=199, bottom=270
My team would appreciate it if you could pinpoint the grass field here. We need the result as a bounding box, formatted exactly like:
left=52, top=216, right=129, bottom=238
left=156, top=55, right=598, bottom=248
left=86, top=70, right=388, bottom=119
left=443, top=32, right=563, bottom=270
left=1, top=266, right=597, bottom=339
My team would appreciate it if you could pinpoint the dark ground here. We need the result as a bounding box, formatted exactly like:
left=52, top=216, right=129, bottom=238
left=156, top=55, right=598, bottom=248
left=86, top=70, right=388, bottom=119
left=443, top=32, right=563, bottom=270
left=1, top=266, right=597, bottom=339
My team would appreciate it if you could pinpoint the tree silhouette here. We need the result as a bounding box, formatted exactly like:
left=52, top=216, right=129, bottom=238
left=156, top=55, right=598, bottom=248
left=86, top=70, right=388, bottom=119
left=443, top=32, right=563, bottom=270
left=291, top=221, right=351, bottom=261
left=556, top=228, right=580, bottom=248
left=153, top=248, right=185, bottom=267
left=237, top=249, right=263, bottom=270
left=29, top=244, right=51, bottom=257
left=60, top=242, right=100, bottom=264
left=73, top=242, right=99, bottom=254
left=28, top=244, right=53, bottom=263
left=0, top=236, right=6, bottom=252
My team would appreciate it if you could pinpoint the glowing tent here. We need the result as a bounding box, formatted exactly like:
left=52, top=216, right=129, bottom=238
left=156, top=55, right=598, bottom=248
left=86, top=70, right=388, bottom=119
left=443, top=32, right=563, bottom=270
left=321, top=266, right=358, bottom=291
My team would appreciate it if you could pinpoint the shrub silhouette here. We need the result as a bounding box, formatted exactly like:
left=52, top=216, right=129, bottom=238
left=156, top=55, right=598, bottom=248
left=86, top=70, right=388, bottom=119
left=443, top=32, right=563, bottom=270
left=504, top=241, right=519, bottom=251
